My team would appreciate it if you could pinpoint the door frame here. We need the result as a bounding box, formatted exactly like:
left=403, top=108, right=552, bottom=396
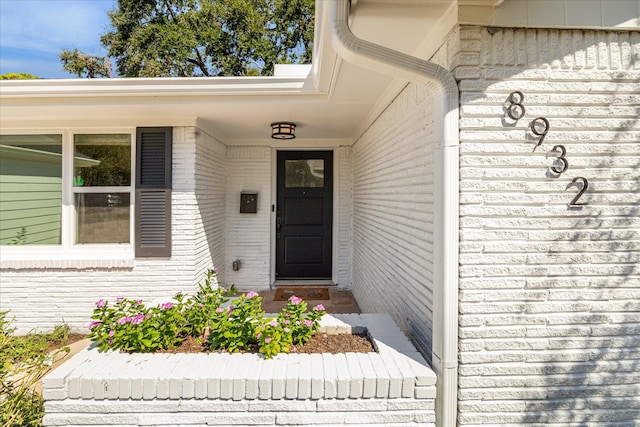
left=270, top=148, right=338, bottom=286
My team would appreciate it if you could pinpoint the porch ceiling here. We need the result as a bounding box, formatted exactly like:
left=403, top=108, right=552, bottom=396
left=0, top=0, right=456, bottom=144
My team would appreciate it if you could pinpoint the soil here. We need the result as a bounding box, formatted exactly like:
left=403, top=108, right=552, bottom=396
left=293, top=333, right=375, bottom=354
left=51, top=333, right=376, bottom=355
left=160, top=333, right=376, bottom=354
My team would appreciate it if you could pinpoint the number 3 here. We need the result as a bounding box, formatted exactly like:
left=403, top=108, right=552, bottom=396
left=550, top=145, right=569, bottom=174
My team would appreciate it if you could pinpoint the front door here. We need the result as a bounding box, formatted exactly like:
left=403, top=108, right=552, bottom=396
left=276, top=151, right=333, bottom=279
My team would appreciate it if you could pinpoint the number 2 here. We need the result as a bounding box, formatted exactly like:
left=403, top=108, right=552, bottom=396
left=568, top=177, right=589, bottom=206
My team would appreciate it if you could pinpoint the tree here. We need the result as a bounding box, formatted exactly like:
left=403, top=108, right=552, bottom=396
left=59, top=49, right=112, bottom=78
left=60, top=0, right=314, bottom=78
left=0, top=73, right=39, bottom=80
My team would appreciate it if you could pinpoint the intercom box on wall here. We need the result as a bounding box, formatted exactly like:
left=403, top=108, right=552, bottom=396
left=240, top=192, right=258, bottom=213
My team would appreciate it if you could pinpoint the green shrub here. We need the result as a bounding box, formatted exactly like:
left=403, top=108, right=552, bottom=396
left=182, top=271, right=236, bottom=338
left=0, top=312, right=71, bottom=427
left=0, top=73, right=39, bottom=80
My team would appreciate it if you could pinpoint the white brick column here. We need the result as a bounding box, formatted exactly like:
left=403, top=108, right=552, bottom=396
left=450, top=26, right=640, bottom=426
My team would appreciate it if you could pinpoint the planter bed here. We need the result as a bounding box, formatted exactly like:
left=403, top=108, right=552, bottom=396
left=43, top=314, right=436, bottom=426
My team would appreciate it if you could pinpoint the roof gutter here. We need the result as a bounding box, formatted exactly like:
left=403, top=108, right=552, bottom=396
left=329, top=1, right=459, bottom=426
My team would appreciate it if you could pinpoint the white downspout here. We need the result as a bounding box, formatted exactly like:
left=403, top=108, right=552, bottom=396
left=329, top=1, right=459, bottom=426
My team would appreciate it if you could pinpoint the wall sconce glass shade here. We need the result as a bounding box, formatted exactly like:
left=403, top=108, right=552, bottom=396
left=271, top=122, right=296, bottom=139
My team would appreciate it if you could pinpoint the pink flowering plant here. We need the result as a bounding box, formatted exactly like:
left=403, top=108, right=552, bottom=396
left=87, top=272, right=325, bottom=358
left=255, top=317, right=290, bottom=358
left=255, top=297, right=326, bottom=358
left=88, top=296, right=188, bottom=352
left=279, top=296, right=325, bottom=345
left=206, top=291, right=265, bottom=352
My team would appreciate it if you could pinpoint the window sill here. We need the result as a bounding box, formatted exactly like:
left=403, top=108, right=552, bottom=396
left=0, top=246, right=135, bottom=270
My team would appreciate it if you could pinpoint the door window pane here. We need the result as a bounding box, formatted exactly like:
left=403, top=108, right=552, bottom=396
left=74, top=134, right=131, bottom=187
left=285, top=159, right=324, bottom=188
left=0, top=134, right=63, bottom=245
left=76, top=193, right=130, bottom=244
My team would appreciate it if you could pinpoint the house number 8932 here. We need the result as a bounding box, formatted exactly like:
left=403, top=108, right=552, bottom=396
left=505, top=91, right=588, bottom=207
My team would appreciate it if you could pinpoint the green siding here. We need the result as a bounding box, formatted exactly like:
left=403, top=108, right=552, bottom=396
left=0, top=148, right=62, bottom=245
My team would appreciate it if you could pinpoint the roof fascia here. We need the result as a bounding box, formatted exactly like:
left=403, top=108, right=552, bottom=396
left=459, top=0, right=640, bottom=30
left=0, top=75, right=318, bottom=99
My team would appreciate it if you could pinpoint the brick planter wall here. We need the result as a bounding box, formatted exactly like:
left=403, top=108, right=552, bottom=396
left=43, top=314, right=436, bottom=426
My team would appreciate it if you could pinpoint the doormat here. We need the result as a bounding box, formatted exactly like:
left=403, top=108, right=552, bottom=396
left=274, top=287, right=330, bottom=301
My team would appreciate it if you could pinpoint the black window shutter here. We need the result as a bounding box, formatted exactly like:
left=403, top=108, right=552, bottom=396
left=135, top=127, right=172, bottom=257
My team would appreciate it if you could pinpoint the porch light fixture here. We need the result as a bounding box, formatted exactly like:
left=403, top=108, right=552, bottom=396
left=271, top=122, right=296, bottom=139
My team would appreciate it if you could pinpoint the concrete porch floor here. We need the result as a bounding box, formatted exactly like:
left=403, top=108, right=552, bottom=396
left=258, top=288, right=361, bottom=314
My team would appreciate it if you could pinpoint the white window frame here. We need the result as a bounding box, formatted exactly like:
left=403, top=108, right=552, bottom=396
left=0, top=128, right=137, bottom=267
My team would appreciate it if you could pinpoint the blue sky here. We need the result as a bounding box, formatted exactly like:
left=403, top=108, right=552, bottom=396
left=0, top=0, right=115, bottom=78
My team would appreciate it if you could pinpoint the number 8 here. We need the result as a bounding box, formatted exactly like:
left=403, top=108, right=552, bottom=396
left=506, top=91, right=526, bottom=120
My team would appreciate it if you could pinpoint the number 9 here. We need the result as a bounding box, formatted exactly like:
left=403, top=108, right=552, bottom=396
left=530, top=117, right=549, bottom=150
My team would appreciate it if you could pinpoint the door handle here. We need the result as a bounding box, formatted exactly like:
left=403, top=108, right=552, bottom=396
left=276, top=212, right=282, bottom=238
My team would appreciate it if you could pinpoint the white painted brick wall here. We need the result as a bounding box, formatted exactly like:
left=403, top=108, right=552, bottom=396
left=447, top=26, right=640, bottom=425
left=224, top=146, right=272, bottom=289
left=337, top=145, right=354, bottom=287
left=351, top=81, right=438, bottom=361
left=223, top=146, right=354, bottom=290
left=193, top=128, right=226, bottom=283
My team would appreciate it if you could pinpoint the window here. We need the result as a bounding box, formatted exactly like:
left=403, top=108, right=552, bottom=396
left=285, top=159, right=325, bottom=188
left=73, top=134, right=132, bottom=244
left=0, top=134, right=63, bottom=245
left=0, top=132, right=132, bottom=247
left=0, top=128, right=171, bottom=261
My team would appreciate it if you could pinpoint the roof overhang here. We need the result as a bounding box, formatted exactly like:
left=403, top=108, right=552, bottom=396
left=12, top=0, right=637, bottom=142
left=0, top=0, right=460, bottom=144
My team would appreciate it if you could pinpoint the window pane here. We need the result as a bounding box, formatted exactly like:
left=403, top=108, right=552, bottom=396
left=74, top=134, right=131, bottom=187
left=76, top=193, right=130, bottom=244
left=285, top=159, right=324, bottom=188
left=0, top=134, right=62, bottom=245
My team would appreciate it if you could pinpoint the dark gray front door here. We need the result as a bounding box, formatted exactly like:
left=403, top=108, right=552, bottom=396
left=276, top=151, right=333, bottom=278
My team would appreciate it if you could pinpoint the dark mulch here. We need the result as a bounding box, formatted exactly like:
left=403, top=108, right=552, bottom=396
left=293, top=333, right=375, bottom=354
left=159, top=333, right=375, bottom=355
